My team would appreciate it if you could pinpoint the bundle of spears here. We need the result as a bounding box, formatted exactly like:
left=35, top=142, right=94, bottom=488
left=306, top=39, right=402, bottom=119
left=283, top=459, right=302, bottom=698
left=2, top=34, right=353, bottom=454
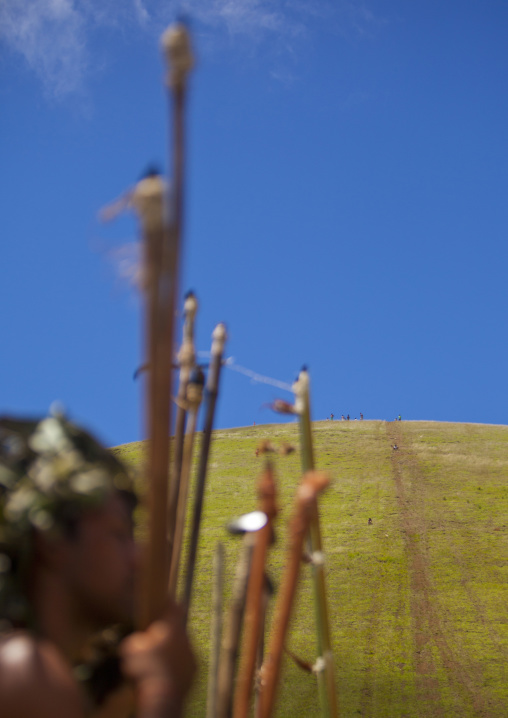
left=105, top=22, right=338, bottom=718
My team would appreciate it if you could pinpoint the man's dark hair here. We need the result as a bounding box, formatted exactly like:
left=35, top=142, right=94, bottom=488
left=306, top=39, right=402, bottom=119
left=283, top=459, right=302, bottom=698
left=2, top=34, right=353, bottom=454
left=0, top=413, right=137, bottom=628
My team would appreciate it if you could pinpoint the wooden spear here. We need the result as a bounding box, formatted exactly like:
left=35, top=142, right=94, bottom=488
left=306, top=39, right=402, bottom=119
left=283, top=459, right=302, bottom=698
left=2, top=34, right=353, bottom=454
left=183, top=322, right=227, bottom=623
left=259, top=470, right=330, bottom=718
left=216, top=533, right=255, bottom=718
left=233, top=463, right=278, bottom=718
left=207, top=542, right=225, bottom=718
left=293, top=368, right=338, bottom=718
left=168, top=365, right=205, bottom=597
left=124, top=169, right=172, bottom=629
left=254, top=575, right=272, bottom=718
left=168, top=290, right=199, bottom=575
left=136, top=22, right=194, bottom=629
left=160, top=20, right=193, bottom=542
left=99, top=169, right=173, bottom=629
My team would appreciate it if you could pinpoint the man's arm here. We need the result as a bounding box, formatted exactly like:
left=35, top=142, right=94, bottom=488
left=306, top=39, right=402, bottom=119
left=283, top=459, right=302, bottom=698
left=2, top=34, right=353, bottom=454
left=0, top=605, right=195, bottom=718
left=0, top=634, right=85, bottom=718
left=120, top=602, right=196, bottom=718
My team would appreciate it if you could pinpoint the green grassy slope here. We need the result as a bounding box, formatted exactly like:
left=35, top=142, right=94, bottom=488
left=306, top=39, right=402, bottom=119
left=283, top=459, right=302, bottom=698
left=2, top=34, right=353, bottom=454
left=113, top=420, right=508, bottom=717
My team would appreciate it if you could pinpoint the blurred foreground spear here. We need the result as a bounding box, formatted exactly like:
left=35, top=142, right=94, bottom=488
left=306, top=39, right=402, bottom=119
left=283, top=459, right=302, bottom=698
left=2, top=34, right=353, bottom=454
left=233, top=463, right=278, bottom=718
left=164, top=29, right=198, bottom=571
left=259, top=470, right=330, bottom=718
left=100, top=167, right=173, bottom=628
left=135, top=22, right=193, bottom=627
left=215, top=511, right=266, bottom=718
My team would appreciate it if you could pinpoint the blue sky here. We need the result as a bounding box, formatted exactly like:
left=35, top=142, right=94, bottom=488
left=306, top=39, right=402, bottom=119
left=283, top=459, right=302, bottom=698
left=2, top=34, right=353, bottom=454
left=1, top=1, right=507, bottom=447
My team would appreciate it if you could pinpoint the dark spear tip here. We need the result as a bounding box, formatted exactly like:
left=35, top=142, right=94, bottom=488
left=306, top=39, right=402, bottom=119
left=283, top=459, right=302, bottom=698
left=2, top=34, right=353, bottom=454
left=183, top=289, right=198, bottom=314
left=184, top=289, right=196, bottom=299
left=189, top=366, right=205, bottom=387
left=140, top=164, right=162, bottom=180
left=294, top=365, right=309, bottom=382
left=133, top=363, right=149, bottom=380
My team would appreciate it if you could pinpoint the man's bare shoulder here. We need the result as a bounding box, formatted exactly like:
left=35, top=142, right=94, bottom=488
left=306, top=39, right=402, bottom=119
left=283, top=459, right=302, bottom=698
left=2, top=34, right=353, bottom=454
left=0, top=632, right=85, bottom=718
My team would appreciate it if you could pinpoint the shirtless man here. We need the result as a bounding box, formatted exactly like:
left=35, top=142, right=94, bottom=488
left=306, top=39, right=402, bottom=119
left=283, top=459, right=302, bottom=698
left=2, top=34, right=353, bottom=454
left=0, top=413, right=195, bottom=718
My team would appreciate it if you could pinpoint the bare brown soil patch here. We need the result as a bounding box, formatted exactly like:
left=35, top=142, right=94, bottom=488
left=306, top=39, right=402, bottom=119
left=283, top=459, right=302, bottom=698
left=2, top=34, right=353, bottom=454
left=387, top=423, right=502, bottom=717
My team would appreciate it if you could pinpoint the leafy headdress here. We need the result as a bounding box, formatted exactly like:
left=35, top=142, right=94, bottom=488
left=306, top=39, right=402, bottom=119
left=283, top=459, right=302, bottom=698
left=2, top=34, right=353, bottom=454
left=0, top=411, right=136, bottom=628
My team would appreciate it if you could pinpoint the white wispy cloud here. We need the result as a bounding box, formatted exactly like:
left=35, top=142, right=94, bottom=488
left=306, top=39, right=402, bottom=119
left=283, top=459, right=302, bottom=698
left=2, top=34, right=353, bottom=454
left=0, top=0, right=88, bottom=97
left=0, top=0, right=381, bottom=98
left=181, top=0, right=290, bottom=36
left=0, top=0, right=148, bottom=97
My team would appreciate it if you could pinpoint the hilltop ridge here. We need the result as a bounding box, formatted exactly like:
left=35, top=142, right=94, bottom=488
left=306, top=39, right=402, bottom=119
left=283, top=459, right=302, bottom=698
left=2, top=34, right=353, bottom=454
left=114, top=420, right=508, bottom=717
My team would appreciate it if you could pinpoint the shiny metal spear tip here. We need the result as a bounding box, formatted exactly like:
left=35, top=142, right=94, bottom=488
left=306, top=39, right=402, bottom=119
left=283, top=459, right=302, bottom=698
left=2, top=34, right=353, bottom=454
left=227, top=510, right=268, bottom=535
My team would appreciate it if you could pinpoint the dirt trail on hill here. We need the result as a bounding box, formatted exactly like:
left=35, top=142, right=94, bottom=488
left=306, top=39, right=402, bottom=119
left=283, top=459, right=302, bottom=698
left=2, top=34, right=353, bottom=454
left=386, top=423, right=499, bottom=718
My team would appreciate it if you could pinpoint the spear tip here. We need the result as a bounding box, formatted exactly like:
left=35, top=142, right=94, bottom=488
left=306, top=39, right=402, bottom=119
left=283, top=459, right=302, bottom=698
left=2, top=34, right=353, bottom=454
left=189, top=366, right=205, bottom=387
left=161, top=22, right=194, bottom=89
left=211, top=322, right=228, bottom=354
left=183, top=290, right=198, bottom=318
left=140, top=164, right=162, bottom=180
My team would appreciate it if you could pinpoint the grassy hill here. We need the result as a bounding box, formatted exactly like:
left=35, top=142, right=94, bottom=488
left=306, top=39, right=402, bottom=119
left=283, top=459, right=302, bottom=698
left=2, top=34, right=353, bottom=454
left=113, top=420, right=508, bottom=717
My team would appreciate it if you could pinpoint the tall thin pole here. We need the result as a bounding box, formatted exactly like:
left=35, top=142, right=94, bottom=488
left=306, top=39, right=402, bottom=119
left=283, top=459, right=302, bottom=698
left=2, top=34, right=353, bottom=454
left=131, top=171, right=174, bottom=628
left=207, top=542, right=225, bottom=718
left=233, top=464, right=277, bottom=718
left=168, top=366, right=204, bottom=598
left=216, top=535, right=254, bottom=718
left=183, top=322, right=227, bottom=623
left=168, top=290, right=199, bottom=573
left=293, top=368, right=338, bottom=718
left=135, top=23, right=194, bottom=629
left=259, top=471, right=330, bottom=718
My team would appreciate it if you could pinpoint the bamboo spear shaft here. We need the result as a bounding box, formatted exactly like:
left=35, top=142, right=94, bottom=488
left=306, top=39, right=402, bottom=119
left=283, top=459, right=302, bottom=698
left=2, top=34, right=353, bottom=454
left=168, top=365, right=204, bottom=597
left=134, top=24, right=194, bottom=629
left=207, top=542, right=225, bottom=718
left=254, top=578, right=270, bottom=718
left=293, top=368, right=338, bottom=718
left=168, top=290, right=198, bottom=569
left=99, top=170, right=172, bottom=628
left=125, top=22, right=194, bottom=629
left=259, top=471, right=330, bottom=718
left=183, top=322, right=227, bottom=623
left=233, top=464, right=277, bottom=718
left=120, top=170, right=171, bottom=628
left=216, top=534, right=255, bottom=718
left=120, top=23, right=193, bottom=629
